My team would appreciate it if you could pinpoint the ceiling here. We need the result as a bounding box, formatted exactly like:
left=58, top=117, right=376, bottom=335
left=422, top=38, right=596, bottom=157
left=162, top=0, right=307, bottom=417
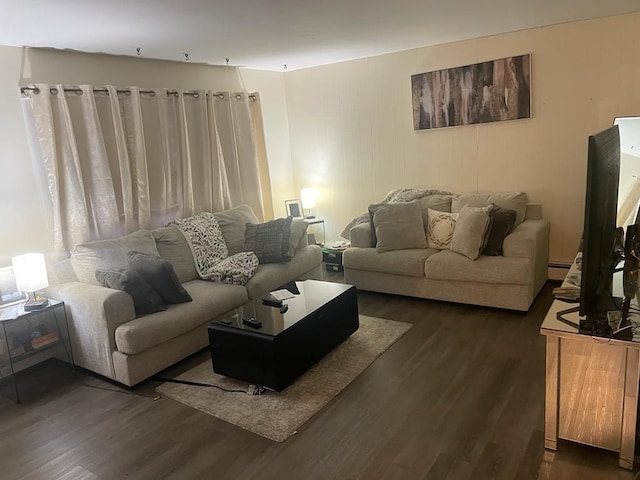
left=1, top=0, right=639, bottom=71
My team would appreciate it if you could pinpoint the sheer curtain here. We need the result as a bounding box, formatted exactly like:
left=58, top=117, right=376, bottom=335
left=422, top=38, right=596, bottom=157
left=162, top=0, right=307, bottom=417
left=21, top=84, right=270, bottom=254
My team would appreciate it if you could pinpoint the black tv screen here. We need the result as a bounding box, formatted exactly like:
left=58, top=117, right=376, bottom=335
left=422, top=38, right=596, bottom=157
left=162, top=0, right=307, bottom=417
left=579, top=125, right=621, bottom=320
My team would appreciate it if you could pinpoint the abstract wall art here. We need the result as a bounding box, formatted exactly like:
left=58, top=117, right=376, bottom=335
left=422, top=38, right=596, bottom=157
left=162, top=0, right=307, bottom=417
left=411, top=54, right=531, bottom=130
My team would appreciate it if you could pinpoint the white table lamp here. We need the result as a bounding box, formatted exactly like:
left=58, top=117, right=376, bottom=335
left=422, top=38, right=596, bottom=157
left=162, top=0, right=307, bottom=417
left=12, top=253, right=49, bottom=310
left=301, top=188, right=317, bottom=219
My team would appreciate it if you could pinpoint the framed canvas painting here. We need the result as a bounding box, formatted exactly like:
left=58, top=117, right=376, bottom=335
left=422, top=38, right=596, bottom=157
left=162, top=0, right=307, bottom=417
left=412, top=54, right=531, bottom=130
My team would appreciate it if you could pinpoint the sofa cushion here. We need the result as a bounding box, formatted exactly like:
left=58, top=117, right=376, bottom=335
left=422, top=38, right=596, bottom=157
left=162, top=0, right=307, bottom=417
left=152, top=226, right=198, bottom=283
left=127, top=251, right=192, bottom=304
left=244, top=244, right=323, bottom=299
left=368, top=201, right=427, bottom=252
left=114, top=281, right=248, bottom=355
left=424, top=249, right=531, bottom=285
left=350, top=222, right=374, bottom=248
left=419, top=194, right=453, bottom=233
left=290, top=219, right=309, bottom=253
left=452, top=192, right=527, bottom=226
left=71, top=230, right=159, bottom=286
left=243, top=217, right=293, bottom=263
left=450, top=205, right=492, bottom=260
left=214, top=204, right=260, bottom=255
left=427, top=209, right=458, bottom=249
left=343, top=247, right=439, bottom=277
left=483, top=205, right=517, bottom=256
left=95, top=269, right=166, bottom=315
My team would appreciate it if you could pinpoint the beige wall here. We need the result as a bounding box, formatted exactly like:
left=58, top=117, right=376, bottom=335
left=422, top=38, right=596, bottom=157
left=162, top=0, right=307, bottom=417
left=277, top=13, right=640, bottom=264
left=0, top=47, right=243, bottom=266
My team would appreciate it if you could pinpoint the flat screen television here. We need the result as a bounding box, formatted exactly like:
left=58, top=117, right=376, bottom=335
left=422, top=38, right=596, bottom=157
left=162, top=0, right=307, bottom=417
left=578, top=124, right=621, bottom=332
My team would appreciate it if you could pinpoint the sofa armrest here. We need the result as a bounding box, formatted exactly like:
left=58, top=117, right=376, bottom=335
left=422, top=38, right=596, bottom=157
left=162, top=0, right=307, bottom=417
left=45, top=282, right=136, bottom=379
left=350, top=222, right=374, bottom=248
left=525, top=203, right=543, bottom=221
left=503, top=219, right=549, bottom=258
left=292, top=218, right=309, bottom=250
left=503, top=218, right=550, bottom=296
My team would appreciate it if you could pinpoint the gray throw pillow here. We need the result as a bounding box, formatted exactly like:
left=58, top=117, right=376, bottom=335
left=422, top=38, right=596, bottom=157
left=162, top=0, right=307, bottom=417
left=450, top=205, right=493, bottom=260
left=95, top=269, right=166, bottom=316
left=483, top=204, right=517, bottom=256
left=369, top=201, right=427, bottom=253
left=243, top=216, right=293, bottom=263
left=127, top=251, right=192, bottom=304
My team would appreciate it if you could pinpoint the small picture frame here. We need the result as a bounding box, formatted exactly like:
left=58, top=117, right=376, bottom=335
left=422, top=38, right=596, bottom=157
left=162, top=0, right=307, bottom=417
left=285, top=199, right=303, bottom=218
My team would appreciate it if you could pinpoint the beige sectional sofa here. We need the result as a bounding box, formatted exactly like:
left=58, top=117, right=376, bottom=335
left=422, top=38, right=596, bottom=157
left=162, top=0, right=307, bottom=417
left=46, top=205, right=323, bottom=386
left=343, top=192, right=550, bottom=311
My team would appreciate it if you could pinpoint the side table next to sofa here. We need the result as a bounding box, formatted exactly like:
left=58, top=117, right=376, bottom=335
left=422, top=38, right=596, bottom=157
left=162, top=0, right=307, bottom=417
left=0, top=299, right=73, bottom=403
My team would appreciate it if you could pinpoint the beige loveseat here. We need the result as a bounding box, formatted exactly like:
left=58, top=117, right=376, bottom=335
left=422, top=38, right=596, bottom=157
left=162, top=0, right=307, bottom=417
left=46, top=205, right=323, bottom=386
left=343, top=192, right=550, bottom=312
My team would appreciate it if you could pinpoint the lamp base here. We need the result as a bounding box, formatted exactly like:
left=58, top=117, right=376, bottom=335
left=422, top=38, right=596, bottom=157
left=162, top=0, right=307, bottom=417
left=24, top=298, right=49, bottom=311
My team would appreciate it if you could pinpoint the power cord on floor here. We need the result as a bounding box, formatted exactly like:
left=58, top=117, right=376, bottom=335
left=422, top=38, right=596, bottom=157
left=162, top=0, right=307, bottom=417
left=78, top=375, right=161, bottom=401
left=153, top=376, right=262, bottom=395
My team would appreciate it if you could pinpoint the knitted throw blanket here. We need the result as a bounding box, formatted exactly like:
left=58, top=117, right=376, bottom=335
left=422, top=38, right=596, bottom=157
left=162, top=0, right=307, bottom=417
left=339, top=188, right=455, bottom=240
left=169, top=212, right=258, bottom=285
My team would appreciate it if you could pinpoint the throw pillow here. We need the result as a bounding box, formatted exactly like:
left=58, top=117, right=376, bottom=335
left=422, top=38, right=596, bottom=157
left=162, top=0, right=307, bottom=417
left=95, top=269, right=166, bottom=315
left=450, top=205, right=493, bottom=260
left=243, top=216, right=293, bottom=263
left=368, top=201, right=427, bottom=253
left=127, top=251, right=192, bottom=304
left=483, top=204, right=517, bottom=256
left=427, top=209, right=459, bottom=249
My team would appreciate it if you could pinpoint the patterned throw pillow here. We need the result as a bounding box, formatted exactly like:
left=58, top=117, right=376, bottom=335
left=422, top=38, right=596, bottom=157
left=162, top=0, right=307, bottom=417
left=243, top=217, right=293, bottom=263
left=427, top=209, right=459, bottom=249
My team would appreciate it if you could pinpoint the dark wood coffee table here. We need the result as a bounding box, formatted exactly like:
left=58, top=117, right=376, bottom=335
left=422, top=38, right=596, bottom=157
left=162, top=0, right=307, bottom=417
left=208, top=280, right=358, bottom=391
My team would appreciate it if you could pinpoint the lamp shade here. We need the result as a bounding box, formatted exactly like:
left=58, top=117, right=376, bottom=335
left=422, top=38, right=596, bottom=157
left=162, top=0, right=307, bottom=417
left=12, top=253, right=49, bottom=293
left=300, top=188, right=317, bottom=209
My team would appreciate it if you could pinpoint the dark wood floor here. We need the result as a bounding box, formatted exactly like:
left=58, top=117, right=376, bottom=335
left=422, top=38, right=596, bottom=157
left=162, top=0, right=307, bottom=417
left=0, top=272, right=637, bottom=480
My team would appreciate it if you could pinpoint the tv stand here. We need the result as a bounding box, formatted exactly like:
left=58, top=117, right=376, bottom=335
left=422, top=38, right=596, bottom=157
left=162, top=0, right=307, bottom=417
left=542, top=297, right=639, bottom=470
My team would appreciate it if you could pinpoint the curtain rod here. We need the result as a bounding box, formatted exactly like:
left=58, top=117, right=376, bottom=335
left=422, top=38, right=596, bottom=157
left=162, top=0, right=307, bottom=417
left=20, top=86, right=255, bottom=100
